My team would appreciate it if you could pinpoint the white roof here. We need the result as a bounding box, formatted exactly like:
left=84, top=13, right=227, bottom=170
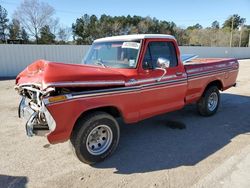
left=94, top=34, right=176, bottom=43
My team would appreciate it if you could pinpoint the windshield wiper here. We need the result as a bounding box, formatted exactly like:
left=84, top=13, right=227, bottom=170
left=95, top=59, right=108, bottom=68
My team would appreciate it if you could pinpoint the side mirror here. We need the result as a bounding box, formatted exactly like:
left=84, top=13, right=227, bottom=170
left=155, top=58, right=170, bottom=82
left=156, top=57, right=170, bottom=69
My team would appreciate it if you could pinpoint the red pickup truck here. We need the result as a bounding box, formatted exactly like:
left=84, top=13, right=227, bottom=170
left=15, top=34, right=239, bottom=164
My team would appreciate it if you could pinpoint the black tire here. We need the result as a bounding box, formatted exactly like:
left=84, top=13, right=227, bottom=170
left=197, top=86, right=220, bottom=116
left=70, top=111, right=120, bottom=164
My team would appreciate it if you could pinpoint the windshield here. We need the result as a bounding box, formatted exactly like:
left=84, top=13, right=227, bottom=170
left=83, top=41, right=141, bottom=68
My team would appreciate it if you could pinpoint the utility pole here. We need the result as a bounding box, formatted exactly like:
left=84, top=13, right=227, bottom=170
left=239, top=25, right=243, bottom=47
left=248, top=33, right=250, bottom=47
left=230, top=16, right=234, bottom=47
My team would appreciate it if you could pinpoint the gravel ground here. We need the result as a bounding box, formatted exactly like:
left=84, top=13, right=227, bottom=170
left=0, top=59, right=250, bottom=188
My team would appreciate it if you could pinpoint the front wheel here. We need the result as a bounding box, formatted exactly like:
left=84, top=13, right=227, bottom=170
left=70, top=112, right=120, bottom=164
left=197, top=86, right=220, bottom=116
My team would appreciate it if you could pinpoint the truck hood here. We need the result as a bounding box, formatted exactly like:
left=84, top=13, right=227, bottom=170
left=16, top=60, right=126, bottom=90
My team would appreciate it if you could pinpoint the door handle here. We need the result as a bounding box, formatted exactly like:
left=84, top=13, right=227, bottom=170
left=176, top=72, right=183, bottom=76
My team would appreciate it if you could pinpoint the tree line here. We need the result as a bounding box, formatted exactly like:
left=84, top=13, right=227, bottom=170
left=0, top=1, right=70, bottom=44
left=0, top=0, right=249, bottom=46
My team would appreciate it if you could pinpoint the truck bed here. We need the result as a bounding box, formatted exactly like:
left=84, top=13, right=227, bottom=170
left=184, top=58, right=239, bottom=104
left=184, top=58, right=238, bottom=77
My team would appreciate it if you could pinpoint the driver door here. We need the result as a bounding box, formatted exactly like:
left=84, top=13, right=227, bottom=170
left=137, top=39, right=187, bottom=120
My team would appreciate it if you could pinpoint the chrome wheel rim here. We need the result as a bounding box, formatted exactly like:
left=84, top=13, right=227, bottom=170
left=208, top=92, right=218, bottom=111
left=86, top=125, right=113, bottom=155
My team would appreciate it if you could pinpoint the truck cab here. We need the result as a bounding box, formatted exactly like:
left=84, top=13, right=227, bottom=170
left=84, top=35, right=188, bottom=120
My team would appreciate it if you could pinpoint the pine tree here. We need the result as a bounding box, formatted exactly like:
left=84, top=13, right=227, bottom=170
left=39, top=25, right=55, bottom=44
left=9, top=19, right=21, bottom=40
left=21, top=27, right=29, bottom=43
left=0, top=5, right=9, bottom=42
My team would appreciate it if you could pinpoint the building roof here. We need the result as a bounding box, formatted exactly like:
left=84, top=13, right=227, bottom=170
left=94, top=34, right=176, bottom=43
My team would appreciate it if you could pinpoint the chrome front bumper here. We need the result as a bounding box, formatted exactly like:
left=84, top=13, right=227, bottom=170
left=18, top=97, right=56, bottom=137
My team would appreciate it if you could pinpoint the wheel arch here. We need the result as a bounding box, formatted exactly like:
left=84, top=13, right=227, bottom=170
left=80, top=106, right=122, bottom=119
left=71, top=105, right=123, bottom=136
left=203, top=79, right=223, bottom=95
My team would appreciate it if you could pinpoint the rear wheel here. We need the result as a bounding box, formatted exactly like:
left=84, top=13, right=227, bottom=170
left=70, top=112, right=120, bottom=164
left=197, top=86, right=220, bottom=116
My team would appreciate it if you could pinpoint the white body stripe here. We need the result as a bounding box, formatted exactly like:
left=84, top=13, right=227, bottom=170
left=45, top=80, right=125, bottom=88
left=188, top=69, right=238, bottom=81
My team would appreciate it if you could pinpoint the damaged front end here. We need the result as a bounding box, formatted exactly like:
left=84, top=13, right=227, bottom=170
left=16, top=84, right=56, bottom=137
left=14, top=59, right=127, bottom=140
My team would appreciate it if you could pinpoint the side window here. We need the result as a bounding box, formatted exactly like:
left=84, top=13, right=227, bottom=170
left=142, top=41, right=178, bottom=69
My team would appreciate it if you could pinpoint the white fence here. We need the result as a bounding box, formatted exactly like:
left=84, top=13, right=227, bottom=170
left=0, top=45, right=90, bottom=77
left=0, top=44, right=249, bottom=77
left=179, top=46, right=250, bottom=59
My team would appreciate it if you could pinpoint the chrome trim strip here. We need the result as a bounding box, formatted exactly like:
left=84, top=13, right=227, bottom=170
left=71, top=81, right=187, bottom=100
left=45, top=80, right=125, bottom=88
left=141, top=78, right=187, bottom=88
left=187, top=67, right=236, bottom=78
left=187, top=64, right=236, bottom=75
left=125, top=74, right=181, bottom=86
left=44, top=75, right=185, bottom=88
left=188, top=73, right=224, bottom=81
left=66, top=79, right=186, bottom=99
left=188, top=69, right=238, bottom=81
left=185, top=60, right=236, bottom=68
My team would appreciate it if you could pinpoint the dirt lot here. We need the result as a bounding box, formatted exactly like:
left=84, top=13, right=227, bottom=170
left=0, top=60, right=250, bottom=188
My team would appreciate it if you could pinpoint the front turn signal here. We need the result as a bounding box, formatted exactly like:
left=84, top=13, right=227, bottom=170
left=48, top=95, right=67, bottom=103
